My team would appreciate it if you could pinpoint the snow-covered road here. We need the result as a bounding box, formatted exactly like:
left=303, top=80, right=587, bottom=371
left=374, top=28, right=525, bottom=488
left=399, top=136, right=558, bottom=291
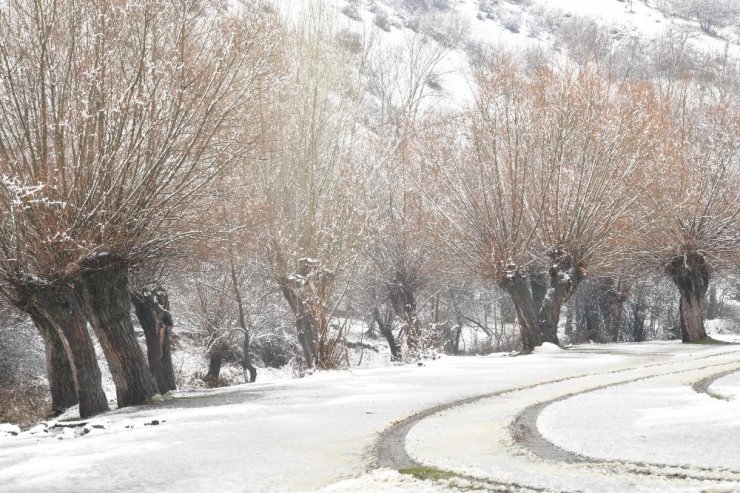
left=1, top=343, right=739, bottom=492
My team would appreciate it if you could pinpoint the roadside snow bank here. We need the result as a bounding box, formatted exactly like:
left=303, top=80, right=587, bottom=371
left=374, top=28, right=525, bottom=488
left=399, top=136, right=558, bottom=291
left=534, top=342, right=562, bottom=353
left=0, top=424, right=20, bottom=437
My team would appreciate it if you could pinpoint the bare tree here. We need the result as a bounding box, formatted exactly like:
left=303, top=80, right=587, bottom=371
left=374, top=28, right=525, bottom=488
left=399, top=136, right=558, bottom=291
left=249, top=3, right=371, bottom=369
left=130, top=272, right=177, bottom=394
left=0, top=0, right=278, bottom=411
left=636, top=85, right=740, bottom=342
left=434, top=56, right=660, bottom=352
left=22, top=305, right=77, bottom=415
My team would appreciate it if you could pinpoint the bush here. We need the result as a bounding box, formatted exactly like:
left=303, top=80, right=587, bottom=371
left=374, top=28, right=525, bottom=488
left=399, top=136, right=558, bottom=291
left=0, top=380, right=50, bottom=426
left=375, top=9, right=391, bottom=31
left=253, top=333, right=300, bottom=369
left=341, top=3, right=361, bottom=21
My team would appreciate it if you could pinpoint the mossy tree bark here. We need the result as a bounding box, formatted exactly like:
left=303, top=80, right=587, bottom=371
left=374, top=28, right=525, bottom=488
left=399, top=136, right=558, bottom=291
left=77, top=259, right=157, bottom=407
left=131, top=286, right=176, bottom=394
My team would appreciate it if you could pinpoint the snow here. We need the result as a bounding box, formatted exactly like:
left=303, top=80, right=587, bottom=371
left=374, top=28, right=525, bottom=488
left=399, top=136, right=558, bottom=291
left=538, top=369, right=740, bottom=471
left=319, top=469, right=455, bottom=492
left=533, top=341, right=561, bottom=353
left=404, top=344, right=740, bottom=492
left=0, top=424, right=20, bottom=436
left=710, top=372, right=740, bottom=400
left=2, top=343, right=740, bottom=492
left=266, top=0, right=740, bottom=115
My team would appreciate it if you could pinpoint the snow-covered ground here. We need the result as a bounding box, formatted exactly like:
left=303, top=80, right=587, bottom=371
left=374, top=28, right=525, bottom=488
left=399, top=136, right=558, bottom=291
left=2, top=342, right=740, bottom=492
left=710, top=371, right=740, bottom=401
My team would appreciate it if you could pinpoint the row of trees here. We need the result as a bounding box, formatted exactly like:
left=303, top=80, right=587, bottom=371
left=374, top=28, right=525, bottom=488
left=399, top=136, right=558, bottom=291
left=0, top=0, right=280, bottom=417
left=0, top=0, right=737, bottom=419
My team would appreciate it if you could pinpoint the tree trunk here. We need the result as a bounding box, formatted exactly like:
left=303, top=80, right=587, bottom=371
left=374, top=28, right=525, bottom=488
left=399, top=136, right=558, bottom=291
left=207, top=351, right=223, bottom=380
left=453, top=323, right=463, bottom=355
left=631, top=304, right=646, bottom=342
left=131, top=286, right=177, bottom=394
left=227, top=254, right=256, bottom=383
left=668, top=254, right=710, bottom=343
left=372, top=306, right=400, bottom=360
left=583, top=299, right=602, bottom=343
left=242, top=331, right=257, bottom=383
left=279, top=259, right=337, bottom=369
left=530, top=273, right=547, bottom=313
left=78, top=259, right=157, bottom=407
left=537, top=252, right=585, bottom=346
left=28, top=310, right=77, bottom=416
left=20, top=283, right=109, bottom=418
left=706, top=286, right=719, bottom=320
left=281, top=284, right=318, bottom=368
left=389, top=281, right=421, bottom=354
left=499, top=271, right=554, bottom=353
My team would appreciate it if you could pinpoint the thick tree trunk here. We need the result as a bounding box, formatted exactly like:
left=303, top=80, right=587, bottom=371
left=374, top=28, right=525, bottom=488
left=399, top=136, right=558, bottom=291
left=131, top=286, right=177, bottom=394
left=78, top=259, right=157, bottom=407
left=20, top=283, right=109, bottom=418
left=530, top=273, right=547, bottom=313
left=28, top=310, right=77, bottom=416
left=389, top=281, right=421, bottom=354
left=499, top=271, right=555, bottom=353
left=281, top=284, right=318, bottom=368
left=537, top=251, right=585, bottom=346
left=279, top=259, right=336, bottom=369
left=372, top=306, right=400, bottom=360
left=595, top=279, right=630, bottom=343
left=207, top=351, right=223, bottom=381
left=668, top=254, right=710, bottom=343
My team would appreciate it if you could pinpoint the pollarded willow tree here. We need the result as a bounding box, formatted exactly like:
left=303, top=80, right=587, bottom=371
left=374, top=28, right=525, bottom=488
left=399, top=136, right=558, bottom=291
left=0, top=0, right=277, bottom=415
left=636, top=82, right=740, bottom=343
left=248, top=3, right=373, bottom=370
left=360, top=19, right=461, bottom=360
left=434, top=54, right=660, bottom=352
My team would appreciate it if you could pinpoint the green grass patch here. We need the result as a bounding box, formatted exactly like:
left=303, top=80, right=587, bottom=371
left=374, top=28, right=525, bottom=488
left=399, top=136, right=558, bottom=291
left=706, top=390, right=731, bottom=401
left=399, top=467, right=456, bottom=482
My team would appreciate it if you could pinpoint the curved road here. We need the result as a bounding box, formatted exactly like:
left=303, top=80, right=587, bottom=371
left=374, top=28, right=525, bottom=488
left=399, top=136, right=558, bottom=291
left=1, top=343, right=739, bottom=492
left=375, top=347, right=740, bottom=492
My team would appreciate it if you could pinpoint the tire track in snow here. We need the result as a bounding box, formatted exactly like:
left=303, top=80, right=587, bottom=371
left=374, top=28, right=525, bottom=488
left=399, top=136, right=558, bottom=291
left=691, top=368, right=739, bottom=399
left=374, top=349, right=740, bottom=491
left=511, top=363, right=740, bottom=481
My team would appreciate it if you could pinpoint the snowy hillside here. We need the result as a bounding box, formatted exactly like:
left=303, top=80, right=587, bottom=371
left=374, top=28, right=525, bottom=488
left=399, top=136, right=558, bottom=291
left=272, top=0, right=740, bottom=108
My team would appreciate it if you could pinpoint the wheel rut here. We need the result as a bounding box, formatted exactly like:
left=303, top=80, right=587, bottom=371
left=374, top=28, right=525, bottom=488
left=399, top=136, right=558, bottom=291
left=373, top=349, right=740, bottom=492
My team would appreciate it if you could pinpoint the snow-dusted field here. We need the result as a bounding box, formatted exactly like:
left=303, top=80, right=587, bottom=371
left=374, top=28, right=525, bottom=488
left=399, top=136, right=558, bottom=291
left=1, top=342, right=740, bottom=492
